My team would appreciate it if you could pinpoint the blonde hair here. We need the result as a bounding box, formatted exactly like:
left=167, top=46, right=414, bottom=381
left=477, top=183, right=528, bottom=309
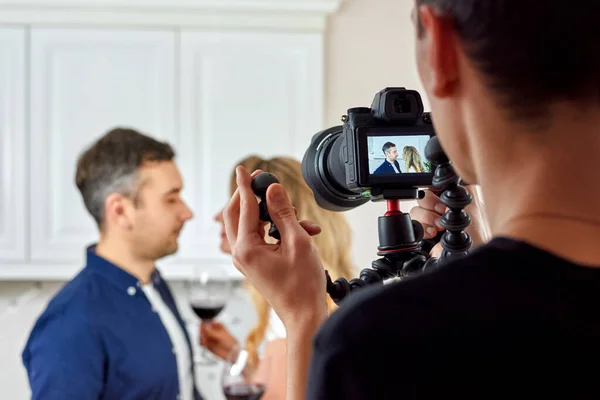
left=229, top=155, right=356, bottom=367
left=403, top=146, right=425, bottom=173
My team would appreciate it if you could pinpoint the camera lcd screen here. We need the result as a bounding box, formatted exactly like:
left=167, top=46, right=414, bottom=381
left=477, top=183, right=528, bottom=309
left=367, top=135, right=432, bottom=176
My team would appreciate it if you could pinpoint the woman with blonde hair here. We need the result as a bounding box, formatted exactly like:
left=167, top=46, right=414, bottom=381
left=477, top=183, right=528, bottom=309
left=201, top=155, right=356, bottom=398
left=403, top=145, right=426, bottom=172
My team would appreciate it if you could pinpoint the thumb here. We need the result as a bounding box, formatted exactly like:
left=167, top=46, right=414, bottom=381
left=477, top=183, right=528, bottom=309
left=266, top=183, right=302, bottom=239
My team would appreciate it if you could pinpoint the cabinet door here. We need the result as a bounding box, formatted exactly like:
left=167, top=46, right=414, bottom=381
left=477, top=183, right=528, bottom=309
left=29, top=28, right=176, bottom=263
left=176, top=31, right=324, bottom=264
left=0, top=27, right=26, bottom=261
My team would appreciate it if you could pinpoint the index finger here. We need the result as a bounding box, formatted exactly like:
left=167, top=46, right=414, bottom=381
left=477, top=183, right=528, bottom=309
left=236, top=166, right=262, bottom=238
left=223, top=186, right=241, bottom=248
left=223, top=169, right=263, bottom=248
left=418, top=189, right=444, bottom=212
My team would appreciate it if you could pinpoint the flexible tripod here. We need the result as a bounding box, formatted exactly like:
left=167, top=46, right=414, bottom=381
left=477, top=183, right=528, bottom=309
left=250, top=137, right=473, bottom=306
left=325, top=136, right=473, bottom=304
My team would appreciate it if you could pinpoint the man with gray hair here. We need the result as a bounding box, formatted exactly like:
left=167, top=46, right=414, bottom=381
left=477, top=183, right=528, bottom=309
left=22, top=127, right=202, bottom=400
left=373, top=141, right=403, bottom=175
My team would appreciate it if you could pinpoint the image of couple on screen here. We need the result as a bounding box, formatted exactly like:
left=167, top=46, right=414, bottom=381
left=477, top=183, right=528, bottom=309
left=372, top=141, right=426, bottom=175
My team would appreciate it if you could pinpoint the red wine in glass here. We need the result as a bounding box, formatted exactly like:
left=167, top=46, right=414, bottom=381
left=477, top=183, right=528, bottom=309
left=223, top=383, right=266, bottom=400
left=187, top=265, right=233, bottom=365
left=191, top=301, right=225, bottom=321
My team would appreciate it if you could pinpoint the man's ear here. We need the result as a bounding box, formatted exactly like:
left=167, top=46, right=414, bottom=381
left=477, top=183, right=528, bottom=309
left=104, top=193, right=134, bottom=230
left=418, top=5, right=459, bottom=98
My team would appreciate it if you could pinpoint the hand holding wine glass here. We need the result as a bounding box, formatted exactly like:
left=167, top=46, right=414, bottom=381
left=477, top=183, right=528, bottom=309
left=222, top=346, right=268, bottom=400
left=199, top=321, right=239, bottom=361
left=187, top=264, right=233, bottom=364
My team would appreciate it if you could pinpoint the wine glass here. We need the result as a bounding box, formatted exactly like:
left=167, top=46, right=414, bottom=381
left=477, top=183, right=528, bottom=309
left=222, top=346, right=268, bottom=400
left=187, top=264, right=233, bottom=365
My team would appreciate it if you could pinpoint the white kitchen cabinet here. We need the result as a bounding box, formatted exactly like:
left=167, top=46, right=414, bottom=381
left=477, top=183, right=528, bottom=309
left=0, top=0, right=343, bottom=280
left=0, top=27, right=26, bottom=261
left=29, top=28, right=177, bottom=264
left=174, top=30, right=324, bottom=263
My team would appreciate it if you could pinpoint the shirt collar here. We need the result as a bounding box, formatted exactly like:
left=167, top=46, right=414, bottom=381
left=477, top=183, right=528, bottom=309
left=85, top=244, right=162, bottom=294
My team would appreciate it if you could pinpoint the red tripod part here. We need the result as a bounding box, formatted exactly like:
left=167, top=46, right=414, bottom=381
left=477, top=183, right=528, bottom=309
left=384, top=199, right=402, bottom=216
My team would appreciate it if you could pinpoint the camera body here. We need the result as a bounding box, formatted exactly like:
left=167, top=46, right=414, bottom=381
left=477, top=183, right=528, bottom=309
left=342, top=87, right=435, bottom=191
left=300, top=87, right=473, bottom=304
left=302, top=87, right=436, bottom=211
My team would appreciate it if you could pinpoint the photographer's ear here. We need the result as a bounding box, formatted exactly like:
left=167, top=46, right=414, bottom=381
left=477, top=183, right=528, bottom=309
left=416, top=5, right=459, bottom=98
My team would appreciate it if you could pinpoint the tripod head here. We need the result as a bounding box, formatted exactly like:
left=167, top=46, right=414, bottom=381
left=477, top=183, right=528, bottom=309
left=250, top=136, right=473, bottom=305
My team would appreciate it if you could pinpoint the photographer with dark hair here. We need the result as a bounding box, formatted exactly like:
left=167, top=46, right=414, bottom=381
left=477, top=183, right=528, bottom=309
left=222, top=0, right=600, bottom=399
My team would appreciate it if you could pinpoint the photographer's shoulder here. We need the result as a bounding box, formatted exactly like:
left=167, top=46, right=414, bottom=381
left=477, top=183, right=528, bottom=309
left=314, top=238, right=520, bottom=348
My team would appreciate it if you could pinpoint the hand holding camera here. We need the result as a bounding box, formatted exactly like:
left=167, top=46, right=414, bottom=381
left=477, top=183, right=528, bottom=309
left=222, top=167, right=328, bottom=329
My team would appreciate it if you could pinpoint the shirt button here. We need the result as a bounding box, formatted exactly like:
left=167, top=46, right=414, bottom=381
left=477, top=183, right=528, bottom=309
left=127, top=287, right=136, bottom=296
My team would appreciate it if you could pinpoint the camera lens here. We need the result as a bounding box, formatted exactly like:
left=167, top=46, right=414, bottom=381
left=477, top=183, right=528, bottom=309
left=302, top=126, right=370, bottom=212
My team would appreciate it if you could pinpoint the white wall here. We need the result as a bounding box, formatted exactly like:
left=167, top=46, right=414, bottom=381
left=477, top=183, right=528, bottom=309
left=0, top=0, right=423, bottom=398
left=326, top=0, right=427, bottom=270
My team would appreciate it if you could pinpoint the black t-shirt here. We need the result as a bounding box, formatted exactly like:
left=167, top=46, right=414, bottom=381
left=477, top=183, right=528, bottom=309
left=307, top=237, right=600, bottom=399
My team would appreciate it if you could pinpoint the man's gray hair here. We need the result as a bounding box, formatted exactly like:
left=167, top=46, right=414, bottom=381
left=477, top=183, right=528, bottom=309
left=75, top=127, right=175, bottom=228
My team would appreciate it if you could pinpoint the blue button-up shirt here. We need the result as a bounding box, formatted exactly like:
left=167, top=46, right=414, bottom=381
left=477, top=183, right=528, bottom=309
left=22, top=245, right=204, bottom=400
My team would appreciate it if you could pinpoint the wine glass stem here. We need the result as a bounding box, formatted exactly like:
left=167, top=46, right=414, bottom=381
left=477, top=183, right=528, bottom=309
left=195, top=318, right=219, bottom=366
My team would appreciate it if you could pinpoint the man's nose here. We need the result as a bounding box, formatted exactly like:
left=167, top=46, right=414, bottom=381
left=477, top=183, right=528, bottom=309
left=182, top=203, right=194, bottom=221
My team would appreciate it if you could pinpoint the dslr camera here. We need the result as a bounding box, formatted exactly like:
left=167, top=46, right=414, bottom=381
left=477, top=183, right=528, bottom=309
left=302, top=87, right=436, bottom=211
left=299, top=87, right=471, bottom=304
